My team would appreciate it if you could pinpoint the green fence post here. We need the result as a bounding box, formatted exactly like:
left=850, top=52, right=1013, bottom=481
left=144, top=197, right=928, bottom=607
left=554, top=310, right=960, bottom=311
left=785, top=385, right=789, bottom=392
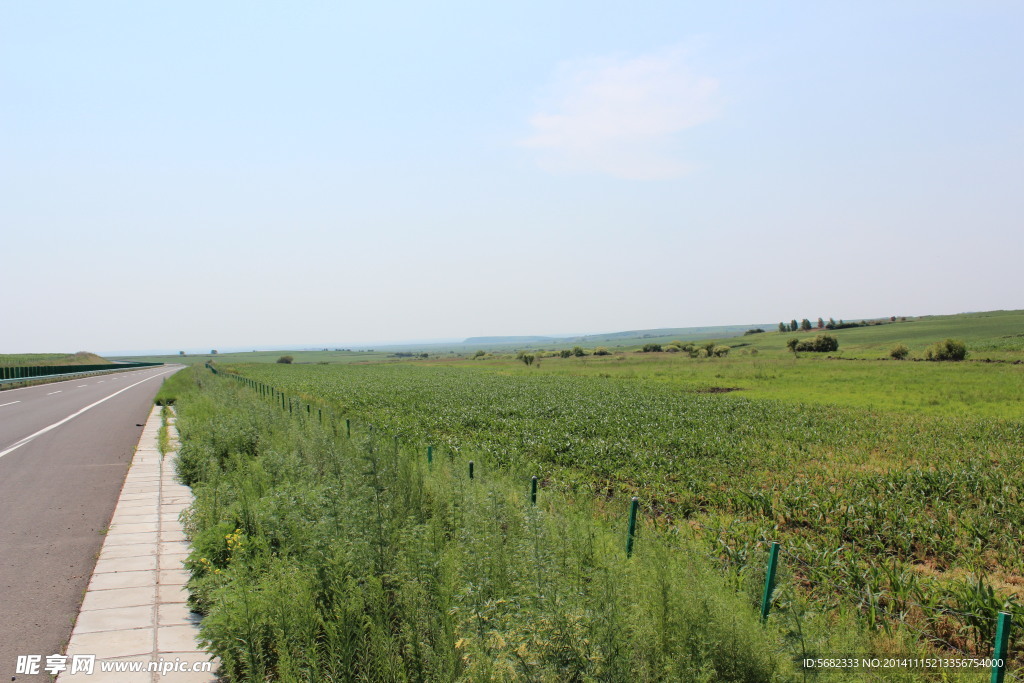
left=427, top=445, right=433, bottom=464
left=760, top=542, right=781, bottom=622
left=531, top=476, right=538, bottom=505
left=626, top=497, right=639, bottom=557
left=469, top=461, right=474, bottom=479
left=991, top=611, right=1011, bottom=683
left=346, top=419, right=351, bottom=438
left=318, top=408, right=322, bottom=424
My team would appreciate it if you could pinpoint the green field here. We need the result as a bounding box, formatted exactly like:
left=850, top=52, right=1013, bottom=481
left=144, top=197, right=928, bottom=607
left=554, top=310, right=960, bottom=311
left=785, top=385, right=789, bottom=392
left=168, top=309, right=1024, bottom=679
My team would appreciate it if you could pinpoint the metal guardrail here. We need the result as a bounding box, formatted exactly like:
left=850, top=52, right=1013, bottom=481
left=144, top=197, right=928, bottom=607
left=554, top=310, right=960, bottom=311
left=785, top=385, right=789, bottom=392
left=0, top=362, right=164, bottom=386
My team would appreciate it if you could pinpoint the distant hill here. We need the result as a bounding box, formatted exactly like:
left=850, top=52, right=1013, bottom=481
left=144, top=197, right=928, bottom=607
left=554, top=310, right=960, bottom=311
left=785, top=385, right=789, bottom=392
left=0, top=352, right=112, bottom=367
left=463, top=325, right=767, bottom=348
left=464, top=335, right=559, bottom=344
left=572, top=325, right=767, bottom=343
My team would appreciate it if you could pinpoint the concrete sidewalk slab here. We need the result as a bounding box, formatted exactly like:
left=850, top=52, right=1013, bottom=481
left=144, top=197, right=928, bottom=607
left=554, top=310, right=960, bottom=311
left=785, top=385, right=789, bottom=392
left=58, top=405, right=218, bottom=682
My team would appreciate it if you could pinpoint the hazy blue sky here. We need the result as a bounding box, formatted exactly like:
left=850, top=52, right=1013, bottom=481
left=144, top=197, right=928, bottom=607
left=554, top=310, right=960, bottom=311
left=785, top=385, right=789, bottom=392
left=2, top=2, right=1021, bottom=354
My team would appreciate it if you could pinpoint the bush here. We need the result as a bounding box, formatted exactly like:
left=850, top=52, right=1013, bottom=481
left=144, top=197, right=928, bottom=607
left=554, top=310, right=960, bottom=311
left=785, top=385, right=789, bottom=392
left=743, top=329, right=765, bottom=336
left=559, top=349, right=572, bottom=359
left=593, top=347, right=611, bottom=356
left=276, top=356, right=294, bottom=364
left=889, top=344, right=910, bottom=360
left=711, top=345, right=730, bottom=357
left=642, top=343, right=662, bottom=353
left=572, top=346, right=586, bottom=357
left=789, top=334, right=839, bottom=353
left=473, top=350, right=486, bottom=359
left=925, top=339, right=967, bottom=361
left=520, top=354, right=535, bottom=366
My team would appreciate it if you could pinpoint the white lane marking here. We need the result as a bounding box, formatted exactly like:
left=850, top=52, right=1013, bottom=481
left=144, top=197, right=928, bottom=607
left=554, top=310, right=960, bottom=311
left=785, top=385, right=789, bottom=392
left=77, top=385, right=87, bottom=388
left=0, top=369, right=176, bottom=460
left=0, top=401, right=20, bottom=408
left=47, top=391, right=62, bottom=395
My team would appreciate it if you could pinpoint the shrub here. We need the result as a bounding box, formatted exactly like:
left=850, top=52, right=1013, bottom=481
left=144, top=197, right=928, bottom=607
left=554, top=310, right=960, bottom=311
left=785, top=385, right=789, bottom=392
left=572, top=346, right=587, bottom=357
left=593, top=347, right=611, bottom=356
left=276, top=356, right=294, bottom=364
left=712, top=345, right=731, bottom=357
left=559, top=349, right=572, bottom=359
left=744, top=329, right=765, bottom=336
left=925, top=339, right=967, bottom=361
left=641, top=343, right=662, bottom=353
left=789, top=334, right=838, bottom=353
left=889, top=344, right=910, bottom=360
left=473, top=350, right=486, bottom=359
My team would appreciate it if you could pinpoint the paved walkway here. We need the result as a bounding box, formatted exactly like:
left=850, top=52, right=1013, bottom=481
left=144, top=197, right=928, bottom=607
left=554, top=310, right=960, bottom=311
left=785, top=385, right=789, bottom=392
left=57, top=405, right=217, bottom=682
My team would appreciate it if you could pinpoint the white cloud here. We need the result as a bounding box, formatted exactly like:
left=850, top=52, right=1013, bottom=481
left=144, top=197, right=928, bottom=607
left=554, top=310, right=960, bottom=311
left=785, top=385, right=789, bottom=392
left=522, top=47, right=719, bottom=180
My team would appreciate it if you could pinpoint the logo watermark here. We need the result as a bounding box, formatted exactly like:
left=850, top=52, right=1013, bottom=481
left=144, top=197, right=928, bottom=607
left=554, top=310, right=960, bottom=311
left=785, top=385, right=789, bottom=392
left=16, top=654, right=213, bottom=676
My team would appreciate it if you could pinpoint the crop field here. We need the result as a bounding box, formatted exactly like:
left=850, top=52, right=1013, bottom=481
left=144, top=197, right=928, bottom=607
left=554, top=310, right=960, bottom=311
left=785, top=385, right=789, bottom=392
left=525, top=354, right=1024, bottom=420
left=169, top=310, right=1024, bottom=679
left=217, top=345, right=1024, bottom=673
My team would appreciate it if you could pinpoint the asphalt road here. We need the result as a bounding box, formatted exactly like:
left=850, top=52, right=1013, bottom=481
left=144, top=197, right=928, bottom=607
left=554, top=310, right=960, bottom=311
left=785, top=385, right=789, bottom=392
left=0, top=365, right=181, bottom=680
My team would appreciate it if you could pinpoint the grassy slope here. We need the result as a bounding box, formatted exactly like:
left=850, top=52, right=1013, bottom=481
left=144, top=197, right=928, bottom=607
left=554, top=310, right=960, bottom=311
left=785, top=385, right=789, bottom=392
left=707, top=309, right=1024, bottom=360
left=0, top=352, right=111, bottom=366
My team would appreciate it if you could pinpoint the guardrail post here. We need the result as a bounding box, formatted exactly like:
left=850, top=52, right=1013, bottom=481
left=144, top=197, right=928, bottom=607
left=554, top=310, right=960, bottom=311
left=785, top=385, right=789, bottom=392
left=992, top=611, right=1011, bottom=683
left=626, top=497, right=639, bottom=557
left=531, top=476, right=538, bottom=505
left=760, top=542, right=781, bottom=622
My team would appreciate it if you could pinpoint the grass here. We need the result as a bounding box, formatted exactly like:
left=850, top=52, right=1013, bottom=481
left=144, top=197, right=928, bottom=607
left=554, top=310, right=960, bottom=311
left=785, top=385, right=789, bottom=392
left=154, top=368, right=195, bottom=405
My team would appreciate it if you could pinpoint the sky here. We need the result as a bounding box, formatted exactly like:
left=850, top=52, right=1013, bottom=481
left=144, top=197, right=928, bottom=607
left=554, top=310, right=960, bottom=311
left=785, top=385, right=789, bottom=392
left=2, top=1, right=1022, bottom=354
